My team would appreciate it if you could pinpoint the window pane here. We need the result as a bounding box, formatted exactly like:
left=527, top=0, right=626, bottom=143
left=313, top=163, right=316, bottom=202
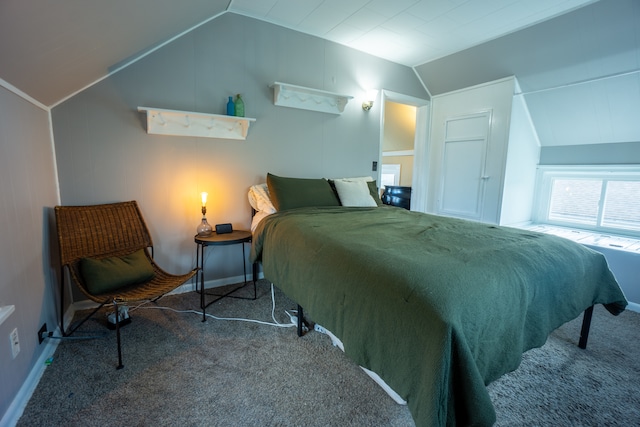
left=602, top=181, right=640, bottom=231
left=549, top=179, right=601, bottom=225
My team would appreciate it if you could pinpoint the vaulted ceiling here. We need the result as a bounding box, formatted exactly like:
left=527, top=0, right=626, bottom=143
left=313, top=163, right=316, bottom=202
left=416, top=0, right=640, bottom=146
left=0, top=0, right=594, bottom=107
left=1, top=0, right=638, bottom=147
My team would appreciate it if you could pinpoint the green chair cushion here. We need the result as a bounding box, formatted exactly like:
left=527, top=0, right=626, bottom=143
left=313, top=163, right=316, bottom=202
left=80, top=249, right=155, bottom=295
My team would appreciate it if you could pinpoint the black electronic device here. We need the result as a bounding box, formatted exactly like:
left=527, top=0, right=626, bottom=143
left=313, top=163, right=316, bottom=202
left=215, top=223, right=233, bottom=234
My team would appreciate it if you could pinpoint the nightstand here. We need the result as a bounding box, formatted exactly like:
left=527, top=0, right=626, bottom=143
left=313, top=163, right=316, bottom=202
left=194, top=230, right=256, bottom=321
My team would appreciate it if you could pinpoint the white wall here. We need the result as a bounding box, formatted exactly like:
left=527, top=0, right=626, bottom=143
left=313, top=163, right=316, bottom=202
left=500, top=92, right=540, bottom=226
left=426, top=77, right=517, bottom=224
left=0, top=85, right=59, bottom=422
left=540, top=141, right=640, bottom=165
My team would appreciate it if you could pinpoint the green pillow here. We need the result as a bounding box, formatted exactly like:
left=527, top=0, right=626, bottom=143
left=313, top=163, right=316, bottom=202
left=80, top=249, right=155, bottom=295
left=267, top=173, right=340, bottom=211
left=367, top=180, right=383, bottom=206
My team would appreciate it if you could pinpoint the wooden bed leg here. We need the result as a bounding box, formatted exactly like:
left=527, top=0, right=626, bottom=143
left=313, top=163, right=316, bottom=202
left=578, top=305, right=594, bottom=349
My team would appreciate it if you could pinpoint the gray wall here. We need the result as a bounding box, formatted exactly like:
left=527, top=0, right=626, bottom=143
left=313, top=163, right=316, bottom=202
left=540, top=142, right=640, bottom=165
left=0, top=86, right=59, bottom=421
left=51, top=13, right=427, bottom=296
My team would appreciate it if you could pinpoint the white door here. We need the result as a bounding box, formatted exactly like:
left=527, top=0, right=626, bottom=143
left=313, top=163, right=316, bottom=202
left=438, top=111, right=491, bottom=221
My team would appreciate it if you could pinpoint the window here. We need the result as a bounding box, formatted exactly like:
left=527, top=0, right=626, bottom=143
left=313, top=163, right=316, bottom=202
left=535, top=166, right=640, bottom=237
left=381, top=164, right=401, bottom=187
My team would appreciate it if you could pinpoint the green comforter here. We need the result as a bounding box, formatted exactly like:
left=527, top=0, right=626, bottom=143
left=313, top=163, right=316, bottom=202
left=250, top=206, right=627, bottom=426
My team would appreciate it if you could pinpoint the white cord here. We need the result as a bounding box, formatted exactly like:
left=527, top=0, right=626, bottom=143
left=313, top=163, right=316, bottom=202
left=132, top=282, right=296, bottom=329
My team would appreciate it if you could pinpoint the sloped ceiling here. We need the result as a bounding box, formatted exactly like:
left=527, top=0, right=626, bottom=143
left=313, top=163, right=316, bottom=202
left=0, top=0, right=230, bottom=107
left=1, top=0, right=594, bottom=108
left=415, top=0, right=640, bottom=146
left=1, top=0, right=637, bottom=148
left=229, top=0, right=595, bottom=68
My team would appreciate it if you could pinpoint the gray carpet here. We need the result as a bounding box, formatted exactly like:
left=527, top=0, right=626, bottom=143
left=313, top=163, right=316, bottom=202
left=17, top=280, right=640, bottom=426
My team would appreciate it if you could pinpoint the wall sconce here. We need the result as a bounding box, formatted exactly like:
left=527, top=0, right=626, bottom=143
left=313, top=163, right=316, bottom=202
left=196, top=191, right=213, bottom=236
left=362, top=89, right=378, bottom=111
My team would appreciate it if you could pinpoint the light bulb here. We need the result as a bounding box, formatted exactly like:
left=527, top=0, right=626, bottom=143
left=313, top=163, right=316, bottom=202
left=201, top=192, right=208, bottom=207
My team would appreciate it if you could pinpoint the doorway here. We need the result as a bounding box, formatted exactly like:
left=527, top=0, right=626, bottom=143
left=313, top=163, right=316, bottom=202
left=379, top=90, right=430, bottom=212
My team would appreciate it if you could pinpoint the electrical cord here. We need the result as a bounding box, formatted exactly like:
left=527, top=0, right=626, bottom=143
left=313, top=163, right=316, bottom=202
left=133, top=282, right=297, bottom=328
left=42, top=284, right=296, bottom=345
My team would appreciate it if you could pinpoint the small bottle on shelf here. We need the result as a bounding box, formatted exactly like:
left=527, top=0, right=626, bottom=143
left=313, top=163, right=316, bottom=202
left=226, top=96, right=235, bottom=116
left=234, top=94, right=244, bottom=117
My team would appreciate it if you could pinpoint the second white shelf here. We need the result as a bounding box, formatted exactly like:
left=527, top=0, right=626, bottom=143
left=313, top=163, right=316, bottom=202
left=270, top=82, right=353, bottom=114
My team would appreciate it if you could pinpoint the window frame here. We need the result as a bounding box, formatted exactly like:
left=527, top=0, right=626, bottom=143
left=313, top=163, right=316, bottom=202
left=533, top=165, right=640, bottom=238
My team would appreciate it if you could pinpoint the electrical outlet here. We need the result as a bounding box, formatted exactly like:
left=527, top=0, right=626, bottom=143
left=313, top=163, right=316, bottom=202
left=10, top=328, right=20, bottom=359
left=38, top=323, right=48, bottom=344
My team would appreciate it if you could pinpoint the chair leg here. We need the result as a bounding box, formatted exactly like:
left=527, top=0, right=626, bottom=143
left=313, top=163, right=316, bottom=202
left=114, top=299, right=124, bottom=370
left=61, top=270, right=109, bottom=336
left=60, top=271, right=67, bottom=336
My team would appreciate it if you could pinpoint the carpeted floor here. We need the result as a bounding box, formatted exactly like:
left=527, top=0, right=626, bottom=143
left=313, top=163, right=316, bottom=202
left=17, top=280, right=640, bottom=426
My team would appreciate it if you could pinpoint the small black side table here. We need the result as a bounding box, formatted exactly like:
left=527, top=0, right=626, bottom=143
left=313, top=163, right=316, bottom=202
left=194, top=230, right=256, bottom=322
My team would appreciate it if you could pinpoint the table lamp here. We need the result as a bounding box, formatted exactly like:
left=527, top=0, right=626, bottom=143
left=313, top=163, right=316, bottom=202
left=197, top=191, right=213, bottom=236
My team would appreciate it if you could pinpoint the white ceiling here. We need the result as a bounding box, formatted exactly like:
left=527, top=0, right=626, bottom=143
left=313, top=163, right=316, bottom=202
left=228, top=0, right=597, bottom=67
left=0, top=0, right=597, bottom=107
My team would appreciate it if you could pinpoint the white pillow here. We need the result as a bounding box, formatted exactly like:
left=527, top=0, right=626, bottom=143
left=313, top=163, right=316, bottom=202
left=333, top=179, right=378, bottom=207
left=248, top=184, right=277, bottom=213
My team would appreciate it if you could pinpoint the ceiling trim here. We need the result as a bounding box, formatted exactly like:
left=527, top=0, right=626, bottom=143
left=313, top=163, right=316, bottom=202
left=516, top=69, right=640, bottom=96
left=411, top=68, right=432, bottom=100
left=0, top=77, right=49, bottom=111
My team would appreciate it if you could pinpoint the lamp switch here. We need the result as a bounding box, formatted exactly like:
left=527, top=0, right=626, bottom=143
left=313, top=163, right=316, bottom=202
left=372, top=161, right=378, bottom=171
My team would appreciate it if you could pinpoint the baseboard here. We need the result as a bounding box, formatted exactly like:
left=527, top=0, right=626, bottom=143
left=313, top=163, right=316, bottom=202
left=626, top=301, right=640, bottom=313
left=169, top=272, right=264, bottom=296
left=0, top=331, right=60, bottom=427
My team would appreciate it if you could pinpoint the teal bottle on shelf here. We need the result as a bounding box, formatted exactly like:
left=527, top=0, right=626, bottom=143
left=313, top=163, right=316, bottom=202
left=234, top=94, right=245, bottom=117
left=226, top=96, right=235, bottom=116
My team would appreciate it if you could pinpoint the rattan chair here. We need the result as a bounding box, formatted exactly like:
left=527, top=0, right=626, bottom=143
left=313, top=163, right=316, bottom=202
left=55, top=200, right=197, bottom=369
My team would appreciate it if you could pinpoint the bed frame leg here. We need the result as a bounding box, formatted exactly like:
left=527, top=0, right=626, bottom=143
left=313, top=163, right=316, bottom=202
left=578, top=305, right=594, bottom=349
left=297, top=305, right=304, bottom=337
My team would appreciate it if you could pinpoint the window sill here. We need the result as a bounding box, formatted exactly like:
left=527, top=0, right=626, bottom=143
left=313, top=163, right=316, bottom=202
left=520, top=223, right=640, bottom=254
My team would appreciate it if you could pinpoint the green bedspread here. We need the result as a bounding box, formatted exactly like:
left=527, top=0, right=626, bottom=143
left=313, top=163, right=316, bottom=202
left=250, top=206, right=627, bottom=426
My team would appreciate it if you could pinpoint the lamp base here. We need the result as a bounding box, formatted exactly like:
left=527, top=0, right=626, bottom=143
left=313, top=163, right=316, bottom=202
left=197, top=217, right=213, bottom=236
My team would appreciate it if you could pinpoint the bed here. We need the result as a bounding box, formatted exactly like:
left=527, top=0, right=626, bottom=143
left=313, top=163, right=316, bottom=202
left=249, top=174, right=628, bottom=427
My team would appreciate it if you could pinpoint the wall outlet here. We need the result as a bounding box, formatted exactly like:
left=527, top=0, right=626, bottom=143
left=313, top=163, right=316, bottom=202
left=38, top=323, right=48, bottom=344
left=10, top=328, right=20, bottom=359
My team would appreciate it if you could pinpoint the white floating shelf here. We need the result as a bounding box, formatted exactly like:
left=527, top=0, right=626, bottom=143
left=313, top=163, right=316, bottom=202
left=270, top=82, right=353, bottom=114
left=138, top=107, right=256, bottom=140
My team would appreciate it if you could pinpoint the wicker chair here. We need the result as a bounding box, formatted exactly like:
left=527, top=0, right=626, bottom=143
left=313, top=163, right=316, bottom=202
left=55, top=200, right=197, bottom=369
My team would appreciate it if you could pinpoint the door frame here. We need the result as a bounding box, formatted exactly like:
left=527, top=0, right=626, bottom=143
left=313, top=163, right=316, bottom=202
left=379, top=90, right=430, bottom=212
